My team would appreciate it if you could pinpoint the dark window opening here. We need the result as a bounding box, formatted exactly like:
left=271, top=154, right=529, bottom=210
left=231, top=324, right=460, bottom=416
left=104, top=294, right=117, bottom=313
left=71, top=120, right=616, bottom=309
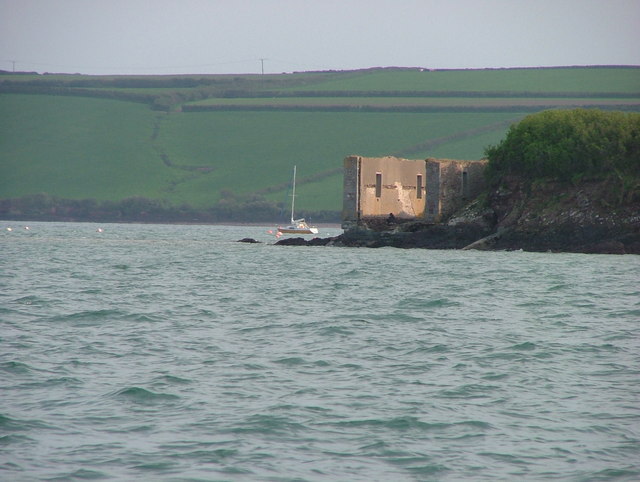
left=375, top=172, right=382, bottom=198
left=416, top=174, right=423, bottom=199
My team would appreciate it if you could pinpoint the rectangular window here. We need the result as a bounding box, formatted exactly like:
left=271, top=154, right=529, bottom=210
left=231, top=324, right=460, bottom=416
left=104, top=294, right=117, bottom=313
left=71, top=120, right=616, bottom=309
left=416, top=174, right=423, bottom=199
left=462, top=171, right=469, bottom=198
left=375, top=172, right=382, bottom=198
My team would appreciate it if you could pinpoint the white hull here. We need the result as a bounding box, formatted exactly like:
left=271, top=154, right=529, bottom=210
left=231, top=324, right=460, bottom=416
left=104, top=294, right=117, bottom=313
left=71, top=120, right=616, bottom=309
left=277, top=225, right=319, bottom=235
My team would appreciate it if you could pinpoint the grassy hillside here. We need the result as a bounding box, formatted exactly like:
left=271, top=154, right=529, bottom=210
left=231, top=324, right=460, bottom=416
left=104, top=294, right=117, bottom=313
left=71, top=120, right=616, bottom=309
left=0, top=95, right=173, bottom=199
left=284, top=67, right=640, bottom=93
left=1, top=66, right=639, bottom=221
left=154, top=110, right=524, bottom=209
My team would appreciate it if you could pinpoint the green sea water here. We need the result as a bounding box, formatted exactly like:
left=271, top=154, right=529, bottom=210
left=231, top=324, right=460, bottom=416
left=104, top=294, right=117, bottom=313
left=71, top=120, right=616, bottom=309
left=1, top=222, right=639, bottom=481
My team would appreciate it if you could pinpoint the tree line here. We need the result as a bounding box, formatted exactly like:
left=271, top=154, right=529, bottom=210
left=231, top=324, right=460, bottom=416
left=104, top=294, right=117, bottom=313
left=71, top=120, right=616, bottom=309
left=0, top=193, right=339, bottom=224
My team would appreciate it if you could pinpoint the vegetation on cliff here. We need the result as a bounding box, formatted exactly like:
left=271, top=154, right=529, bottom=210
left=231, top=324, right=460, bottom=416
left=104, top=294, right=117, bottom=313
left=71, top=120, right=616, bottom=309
left=484, top=109, right=640, bottom=202
left=471, top=108, right=640, bottom=253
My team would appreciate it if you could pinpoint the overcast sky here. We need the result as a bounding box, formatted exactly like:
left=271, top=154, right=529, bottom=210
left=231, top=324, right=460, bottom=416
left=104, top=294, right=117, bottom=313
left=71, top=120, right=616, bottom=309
left=1, top=0, right=639, bottom=75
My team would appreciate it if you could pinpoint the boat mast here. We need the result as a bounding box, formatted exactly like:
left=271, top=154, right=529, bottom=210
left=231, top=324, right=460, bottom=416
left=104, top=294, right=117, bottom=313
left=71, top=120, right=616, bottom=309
left=290, top=165, right=297, bottom=223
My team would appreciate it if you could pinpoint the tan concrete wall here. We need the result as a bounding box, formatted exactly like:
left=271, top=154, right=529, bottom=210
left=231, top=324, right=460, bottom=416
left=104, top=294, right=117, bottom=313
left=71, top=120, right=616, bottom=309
left=343, top=155, right=487, bottom=228
left=357, top=156, right=426, bottom=219
left=427, top=158, right=488, bottom=221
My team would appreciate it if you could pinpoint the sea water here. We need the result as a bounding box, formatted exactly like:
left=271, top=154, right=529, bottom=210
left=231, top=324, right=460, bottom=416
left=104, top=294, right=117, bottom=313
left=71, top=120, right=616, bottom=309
left=1, top=222, right=639, bottom=481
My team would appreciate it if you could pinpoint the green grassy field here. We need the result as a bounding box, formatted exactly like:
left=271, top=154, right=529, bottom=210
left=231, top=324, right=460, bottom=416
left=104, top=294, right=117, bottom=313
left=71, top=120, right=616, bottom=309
left=154, top=110, right=525, bottom=209
left=284, top=67, right=640, bottom=93
left=0, top=95, right=173, bottom=199
left=1, top=66, right=639, bottom=217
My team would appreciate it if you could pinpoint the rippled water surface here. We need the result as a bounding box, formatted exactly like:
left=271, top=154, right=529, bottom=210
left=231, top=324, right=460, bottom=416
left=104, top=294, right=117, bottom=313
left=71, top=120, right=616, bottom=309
left=1, top=222, right=639, bottom=481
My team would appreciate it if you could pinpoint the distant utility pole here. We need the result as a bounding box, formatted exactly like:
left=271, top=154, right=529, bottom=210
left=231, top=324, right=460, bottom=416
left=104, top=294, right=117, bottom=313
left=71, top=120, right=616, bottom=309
left=259, top=58, right=266, bottom=75
left=12, top=60, right=16, bottom=72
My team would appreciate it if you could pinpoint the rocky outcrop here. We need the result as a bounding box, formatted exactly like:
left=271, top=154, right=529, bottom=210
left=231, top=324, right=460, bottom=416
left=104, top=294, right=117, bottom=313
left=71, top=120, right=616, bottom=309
left=280, top=177, right=640, bottom=254
left=477, top=177, right=640, bottom=254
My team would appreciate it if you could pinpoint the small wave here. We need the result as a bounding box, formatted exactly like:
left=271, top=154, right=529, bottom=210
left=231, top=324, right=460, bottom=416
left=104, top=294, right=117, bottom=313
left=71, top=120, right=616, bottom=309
left=131, top=461, right=177, bottom=472
left=111, top=387, right=179, bottom=404
left=174, top=448, right=239, bottom=462
left=318, top=325, right=354, bottom=336
left=385, top=454, right=432, bottom=467
left=237, top=323, right=286, bottom=333
left=13, top=295, right=48, bottom=306
left=335, top=417, right=493, bottom=436
left=152, top=374, right=192, bottom=386
left=585, top=467, right=640, bottom=480
left=479, top=452, right=533, bottom=465
left=406, top=344, right=449, bottom=354
left=18, top=378, right=84, bottom=392
left=483, top=351, right=528, bottom=361
left=336, top=417, right=445, bottom=432
left=389, top=312, right=427, bottom=323
left=582, top=343, right=622, bottom=353
left=499, top=410, right=537, bottom=420
left=54, top=468, right=110, bottom=479
left=406, top=464, right=450, bottom=476
left=438, top=384, right=499, bottom=399
left=547, top=283, right=569, bottom=291
left=273, top=357, right=306, bottom=366
left=126, top=313, right=166, bottom=323
left=0, top=414, right=53, bottom=431
left=511, top=341, right=537, bottom=351
left=0, top=361, right=34, bottom=374
left=227, top=414, right=307, bottom=435
left=482, top=372, right=509, bottom=381
left=358, top=440, right=392, bottom=453
left=392, top=297, right=460, bottom=312
left=45, top=309, right=124, bottom=325
left=0, top=434, right=34, bottom=445
left=603, top=331, right=635, bottom=341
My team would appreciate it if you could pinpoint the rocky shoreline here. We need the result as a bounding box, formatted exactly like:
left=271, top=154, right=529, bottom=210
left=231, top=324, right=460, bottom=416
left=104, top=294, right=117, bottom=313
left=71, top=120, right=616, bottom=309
left=264, top=177, right=640, bottom=255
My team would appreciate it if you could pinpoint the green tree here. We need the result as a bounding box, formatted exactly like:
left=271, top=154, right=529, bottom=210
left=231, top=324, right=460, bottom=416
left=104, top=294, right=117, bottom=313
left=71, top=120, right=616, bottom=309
left=485, top=109, right=640, bottom=184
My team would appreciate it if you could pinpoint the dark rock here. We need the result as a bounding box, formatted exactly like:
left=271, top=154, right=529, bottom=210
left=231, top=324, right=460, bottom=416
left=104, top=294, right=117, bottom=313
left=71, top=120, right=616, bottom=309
left=307, top=237, right=334, bottom=246
left=276, top=177, right=639, bottom=254
left=331, top=222, right=493, bottom=249
left=578, top=240, right=626, bottom=255
left=238, top=238, right=261, bottom=243
left=625, top=241, right=640, bottom=255
left=275, top=237, right=308, bottom=246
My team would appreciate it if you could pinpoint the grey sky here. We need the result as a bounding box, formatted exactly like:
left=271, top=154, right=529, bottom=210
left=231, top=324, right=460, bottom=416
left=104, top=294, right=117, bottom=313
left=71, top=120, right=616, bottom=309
left=1, top=0, right=639, bottom=75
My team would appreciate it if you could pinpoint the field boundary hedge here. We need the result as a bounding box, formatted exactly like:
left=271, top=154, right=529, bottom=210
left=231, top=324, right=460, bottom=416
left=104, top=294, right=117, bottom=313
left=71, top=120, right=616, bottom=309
left=182, top=103, right=640, bottom=113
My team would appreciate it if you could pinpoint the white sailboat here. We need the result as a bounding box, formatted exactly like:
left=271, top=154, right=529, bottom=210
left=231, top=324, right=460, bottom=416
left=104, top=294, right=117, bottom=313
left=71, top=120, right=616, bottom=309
left=277, top=166, right=319, bottom=235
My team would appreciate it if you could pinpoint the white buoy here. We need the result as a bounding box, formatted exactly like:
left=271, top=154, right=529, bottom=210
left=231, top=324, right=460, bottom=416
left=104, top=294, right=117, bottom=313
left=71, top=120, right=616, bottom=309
left=24, top=226, right=30, bottom=230
left=6, top=227, right=12, bottom=232
left=97, top=228, right=103, bottom=233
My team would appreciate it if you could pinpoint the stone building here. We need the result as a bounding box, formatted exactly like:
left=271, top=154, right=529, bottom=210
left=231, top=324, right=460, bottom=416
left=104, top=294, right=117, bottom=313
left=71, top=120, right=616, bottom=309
left=343, top=155, right=488, bottom=229
left=424, top=158, right=488, bottom=223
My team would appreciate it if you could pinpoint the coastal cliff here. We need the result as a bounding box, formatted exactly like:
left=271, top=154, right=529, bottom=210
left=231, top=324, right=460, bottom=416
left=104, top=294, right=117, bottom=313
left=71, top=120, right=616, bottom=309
left=277, top=176, right=639, bottom=254
left=276, top=109, right=639, bottom=253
